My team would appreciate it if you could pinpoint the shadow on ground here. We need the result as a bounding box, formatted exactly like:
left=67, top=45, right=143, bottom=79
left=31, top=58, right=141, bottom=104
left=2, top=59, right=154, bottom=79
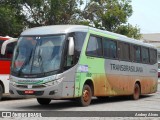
left=1, top=95, right=24, bottom=101
left=14, top=94, right=153, bottom=110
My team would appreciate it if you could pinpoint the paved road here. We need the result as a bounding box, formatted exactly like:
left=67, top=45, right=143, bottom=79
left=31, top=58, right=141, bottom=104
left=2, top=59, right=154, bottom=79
left=0, top=83, right=160, bottom=119
left=0, top=84, right=160, bottom=111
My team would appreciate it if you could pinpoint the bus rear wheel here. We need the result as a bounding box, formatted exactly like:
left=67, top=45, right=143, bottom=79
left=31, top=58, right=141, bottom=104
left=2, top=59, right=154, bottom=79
left=37, top=98, right=51, bottom=105
left=78, top=84, right=92, bottom=107
left=132, top=83, right=140, bottom=100
left=0, top=84, right=3, bottom=100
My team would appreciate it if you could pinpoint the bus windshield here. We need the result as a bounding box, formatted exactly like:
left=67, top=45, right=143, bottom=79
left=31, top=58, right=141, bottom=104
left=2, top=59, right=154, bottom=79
left=11, top=35, right=65, bottom=75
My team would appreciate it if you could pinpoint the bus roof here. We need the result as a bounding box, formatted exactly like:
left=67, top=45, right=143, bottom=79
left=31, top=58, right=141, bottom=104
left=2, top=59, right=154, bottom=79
left=21, top=25, right=156, bottom=49
left=21, top=25, right=89, bottom=36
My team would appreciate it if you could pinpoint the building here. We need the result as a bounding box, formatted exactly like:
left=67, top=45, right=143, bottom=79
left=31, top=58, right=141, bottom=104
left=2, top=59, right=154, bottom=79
left=142, top=33, right=160, bottom=61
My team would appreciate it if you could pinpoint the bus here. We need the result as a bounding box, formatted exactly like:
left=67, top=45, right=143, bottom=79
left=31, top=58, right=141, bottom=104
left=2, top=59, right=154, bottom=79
left=0, top=36, right=17, bottom=100
left=9, top=25, right=158, bottom=106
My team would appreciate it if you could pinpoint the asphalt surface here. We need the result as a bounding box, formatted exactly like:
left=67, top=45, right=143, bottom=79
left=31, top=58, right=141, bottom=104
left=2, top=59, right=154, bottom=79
left=0, top=81, right=160, bottom=120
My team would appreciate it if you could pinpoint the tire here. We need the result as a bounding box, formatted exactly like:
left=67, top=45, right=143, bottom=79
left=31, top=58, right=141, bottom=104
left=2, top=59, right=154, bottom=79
left=37, top=98, right=51, bottom=105
left=78, top=84, right=92, bottom=107
left=0, top=84, right=3, bottom=101
left=132, top=83, right=141, bottom=100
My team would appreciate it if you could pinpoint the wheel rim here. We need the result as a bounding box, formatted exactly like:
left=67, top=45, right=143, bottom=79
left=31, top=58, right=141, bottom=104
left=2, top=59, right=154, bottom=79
left=83, top=89, right=90, bottom=102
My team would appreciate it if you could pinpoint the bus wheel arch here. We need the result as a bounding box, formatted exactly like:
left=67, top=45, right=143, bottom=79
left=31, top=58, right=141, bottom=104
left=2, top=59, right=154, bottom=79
left=84, top=79, right=94, bottom=96
left=0, top=81, right=4, bottom=93
left=78, top=79, right=94, bottom=106
left=132, top=81, right=141, bottom=100
left=0, top=80, right=5, bottom=100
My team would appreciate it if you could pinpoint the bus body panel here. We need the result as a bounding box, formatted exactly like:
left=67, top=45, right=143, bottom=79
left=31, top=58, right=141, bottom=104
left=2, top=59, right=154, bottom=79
left=0, top=60, right=10, bottom=74
left=60, top=65, right=78, bottom=98
left=0, top=37, right=15, bottom=96
left=0, top=60, right=10, bottom=93
left=104, top=59, right=157, bottom=95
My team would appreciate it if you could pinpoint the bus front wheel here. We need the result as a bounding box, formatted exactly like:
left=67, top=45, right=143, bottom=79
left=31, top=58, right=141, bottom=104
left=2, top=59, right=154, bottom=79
left=37, top=98, right=51, bottom=105
left=78, top=84, right=92, bottom=107
left=132, top=83, right=141, bottom=100
left=0, top=84, right=3, bottom=100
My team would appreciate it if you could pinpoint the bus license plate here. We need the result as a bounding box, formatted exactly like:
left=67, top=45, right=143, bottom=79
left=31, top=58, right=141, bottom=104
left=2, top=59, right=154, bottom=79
left=24, top=90, right=34, bottom=94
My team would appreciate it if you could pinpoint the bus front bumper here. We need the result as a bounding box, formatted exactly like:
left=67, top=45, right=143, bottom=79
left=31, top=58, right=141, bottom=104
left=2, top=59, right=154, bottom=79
left=9, top=82, right=63, bottom=99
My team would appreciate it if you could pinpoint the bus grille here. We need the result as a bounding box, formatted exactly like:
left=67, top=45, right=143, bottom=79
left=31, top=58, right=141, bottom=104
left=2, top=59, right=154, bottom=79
left=16, top=85, right=45, bottom=88
left=16, top=85, right=27, bottom=88
left=32, top=85, right=46, bottom=88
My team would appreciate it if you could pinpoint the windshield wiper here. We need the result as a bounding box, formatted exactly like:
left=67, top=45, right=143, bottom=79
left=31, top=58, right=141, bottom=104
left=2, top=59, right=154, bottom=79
left=18, top=52, right=32, bottom=76
left=37, top=49, right=44, bottom=73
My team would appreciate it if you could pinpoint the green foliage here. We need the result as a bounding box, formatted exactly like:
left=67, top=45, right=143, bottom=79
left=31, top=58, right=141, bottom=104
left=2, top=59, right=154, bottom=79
left=79, top=0, right=141, bottom=39
left=0, top=4, right=25, bottom=37
left=115, top=24, right=142, bottom=39
left=2, top=0, right=81, bottom=27
left=0, top=0, right=141, bottom=39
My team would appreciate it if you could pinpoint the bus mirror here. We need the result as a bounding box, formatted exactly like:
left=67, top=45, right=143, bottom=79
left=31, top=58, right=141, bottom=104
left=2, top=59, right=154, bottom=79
left=1, top=38, right=17, bottom=55
left=68, top=37, right=74, bottom=56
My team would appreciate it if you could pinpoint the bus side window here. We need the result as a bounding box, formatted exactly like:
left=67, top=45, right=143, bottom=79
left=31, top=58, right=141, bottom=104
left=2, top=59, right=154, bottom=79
left=63, top=40, right=74, bottom=70
left=64, top=32, right=87, bottom=69
left=134, top=45, right=141, bottom=63
left=103, top=38, right=117, bottom=59
left=5, top=42, right=16, bottom=59
left=149, top=49, right=157, bottom=64
left=86, top=36, right=102, bottom=57
left=0, top=41, right=4, bottom=59
left=0, top=41, right=16, bottom=60
left=118, top=42, right=130, bottom=61
left=130, top=44, right=134, bottom=62
left=141, top=47, right=149, bottom=64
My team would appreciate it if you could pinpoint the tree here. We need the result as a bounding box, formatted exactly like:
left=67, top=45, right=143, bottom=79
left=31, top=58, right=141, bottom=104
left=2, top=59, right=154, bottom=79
left=115, top=24, right=141, bottom=39
left=1, top=0, right=83, bottom=27
left=79, top=0, right=141, bottom=39
left=0, top=0, right=141, bottom=39
left=0, top=4, right=25, bottom=37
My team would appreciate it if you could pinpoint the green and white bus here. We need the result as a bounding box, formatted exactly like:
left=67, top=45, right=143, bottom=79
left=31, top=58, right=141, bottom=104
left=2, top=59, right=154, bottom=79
left=9, top=25, right=158, bottom=106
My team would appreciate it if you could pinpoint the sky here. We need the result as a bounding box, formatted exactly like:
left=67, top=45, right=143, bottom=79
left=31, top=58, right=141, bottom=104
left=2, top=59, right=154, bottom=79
left=128, top=0, right=160, bottom=34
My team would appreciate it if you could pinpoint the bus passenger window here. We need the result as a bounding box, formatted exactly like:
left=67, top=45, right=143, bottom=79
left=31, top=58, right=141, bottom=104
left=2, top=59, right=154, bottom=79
left=103, top=38, right=117, bottom=59
left=86, top=36, right=102, bottom=57
left=0, top=41, right=16, bottom=60
left=72, top=32, right=86, bottom=63
left=141, top=47, right=149, bottom=64
left=149, top=49, right=157, bottom=64
left=134, top=45, right=141, bottom=63
left=118, top=42, right=130, bottom=61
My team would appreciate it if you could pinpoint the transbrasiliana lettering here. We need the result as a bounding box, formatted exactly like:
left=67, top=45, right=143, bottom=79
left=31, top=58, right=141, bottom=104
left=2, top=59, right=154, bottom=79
left=110, top=64, right=143, bottom=73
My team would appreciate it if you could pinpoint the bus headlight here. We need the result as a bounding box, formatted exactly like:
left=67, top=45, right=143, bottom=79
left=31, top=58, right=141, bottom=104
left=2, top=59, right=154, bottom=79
left=45, top=81, right=54, bottom=86
left=10, top=81, right=16, bottom=86
left=45, top=77, right=63, bottom=86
